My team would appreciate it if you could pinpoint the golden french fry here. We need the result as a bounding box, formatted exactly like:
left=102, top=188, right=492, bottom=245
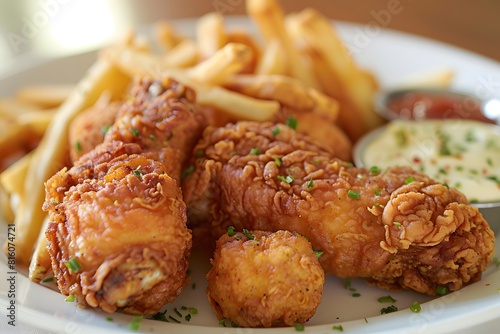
left=290, top=8, right=384, bottom=140
left=246, top=0, right=319, bottom=89
left=255, top=39, right=287, bottom=75
left=0, top=183, right=14, bottom=223
left=162, top=39, right=199, bottom=68
left=17, top=108, right=57, bottom=137
left=155, top=21, right=185, bottom=52
left=11, top=58, right=131, bottom=265
left=226, top=30, right=262, bottom=74
left=0, top=151, right=32, bottom=223
left=0, top=120, right=34, bottom=162
left=29, top=215, right=51, bottom=283
left=187, top=43, right=253, bottom=85
left=225, top=74, right=339, bottom=121
left=0, top=98, right=43, bottom=120
left=196, top=12, right=227, bottom=60
left=396, top=68, right=455, bottom=88
left=102, top=46, right=169, bottom=78
left=196, top=85, right=280, bottom=121
left=15, top=84, right=75, bottom=109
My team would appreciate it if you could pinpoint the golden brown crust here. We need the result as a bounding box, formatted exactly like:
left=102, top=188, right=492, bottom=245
left=206, top=230, right=324, bottom=327
left=183, top=121, right=495, bottom=296
left=44, top=141, right=191, bottom=314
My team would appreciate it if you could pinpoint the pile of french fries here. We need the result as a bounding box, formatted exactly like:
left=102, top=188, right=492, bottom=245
left=2, top=0, right=452, bottom=282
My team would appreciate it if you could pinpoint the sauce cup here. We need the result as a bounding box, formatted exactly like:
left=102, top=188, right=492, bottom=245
left=353, top=119, right=500, bottom=233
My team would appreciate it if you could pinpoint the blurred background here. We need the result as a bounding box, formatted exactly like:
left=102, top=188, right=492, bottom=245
left=0, top=0, right=499, bottom=77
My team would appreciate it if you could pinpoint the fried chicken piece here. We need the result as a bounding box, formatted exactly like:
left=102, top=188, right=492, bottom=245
left=182, top=121, right=495, bottom=295
left=44, top=141, right=192, bottom=315
left=104, top=76, right=205, bottom=182
left=43, top=77, right=204, bottom=315
left=68, top=99, right=120, bottom=163
left=206, top=230, right=324, bottom=328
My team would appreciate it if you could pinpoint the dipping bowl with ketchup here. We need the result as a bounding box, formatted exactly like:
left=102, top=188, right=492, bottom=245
left=354, top=87, right=500, bottom=232
left=374, top=88, right=499, bottom=124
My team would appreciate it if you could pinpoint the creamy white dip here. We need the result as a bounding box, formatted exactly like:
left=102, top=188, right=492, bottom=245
left=360, top=120, right=500, bottom=202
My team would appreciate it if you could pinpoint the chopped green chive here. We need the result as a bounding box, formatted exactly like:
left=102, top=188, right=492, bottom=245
left=272, top=127, right=280, bottom=136
left=369, top=166, right=381, bottom=174
left=106, top=317, right=113, bottom=322
left=332, top=325, right=344, bottom=331
left=294, top=323, right=305, bottom=331
left=42, top=277, right=54, bottom=283
left=405, top=176, right=414, bottom=184
left=410, top=301, right=421, bottom=313
left=188, top=307, right=198, bottom=315
left=374, top=189, right=382, bottom=196
left=101, top=125, right=111, bottom=134
left=242, top=229, right=255, bottom=240
left=196, top=149, right=204, bottom=157
left=377, top=295, right=396, bottom=303
left=352, top=293, right=361, bottom=297
left=380, top=305, right=398, bottom=314
left=149, top=134, right=156, bottom=141
left=168, top=315, right=181, bottom=323
left=393, top=221, right=402, bottom=227
left=274, top=157, right=282, bottom=167
left=313, top=249, right=324, bottom=259
left=249, top=147, right=261, bottom=155
left=347, top=190, right=360, bottom=200
left=436, top=286, right=448, bottom=296
left=65, top=294, right=75, bottom=302
left=227, top=226, right=236, bottom=236
left=181, top=165, right=195, bottom=179
left=277, top=175, right=294, bottom=184
left=65, top=258, right=81, bottom=273
left=174, top=308, right=182, bottom=318
left=131, top=128, right=140, bottom=136
left=307, top=179, right=314, bottom=190
left=75, top=141, right=82, bottom=152
left=133, top=169, right=142, bottom=179
left=285, top=115, right=298, bottom=130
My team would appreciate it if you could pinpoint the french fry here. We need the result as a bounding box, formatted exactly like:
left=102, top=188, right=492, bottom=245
left=396, top=68, right=455, bottom=88
left=29, top=215, right=51, bottom=283
left=226, top=30, right=262, bottom=74
left=15, top=84, right=75, bottom=109
left=225, top=74, right=339, bottom=121
left=155, top=21, right=185, bottom=52
left=289, top=8, right=384, bottom=140
left=17, top=108, right=58, bottom=137
left=0, top=152, right=32, bottom=222
left=246, top=0, right=319, bottom=89
left=196, top=85, right=280, bottom=121
left=187, top=43, right=253, bottom=85
left=196, top=12, right=227, bottom=60
left=162, top=39, right=199, bottom=68
left=11, top=58, right=131, bottom=265
left=255, top=39, right=287, bottom=75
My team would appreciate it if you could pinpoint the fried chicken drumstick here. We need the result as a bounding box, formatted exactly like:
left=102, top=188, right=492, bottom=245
left=43, top=77, right=203, bottom=314
left=182, top=121, right=495, bottom=296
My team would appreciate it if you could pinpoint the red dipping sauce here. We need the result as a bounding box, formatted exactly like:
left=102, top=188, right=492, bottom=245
left=378, top=89, right=495, bottom=123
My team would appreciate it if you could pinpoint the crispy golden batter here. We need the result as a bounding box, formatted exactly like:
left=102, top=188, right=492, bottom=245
left=104, top=77, right=205, bottom=182
left=206, top=230, right=324, bottom=327
left=43, top=78, right=205, bottom=315
left=182, top=121, right=495, bottom=295
left=68, top=100, right=120, bottom=163
left=44, top=141, right=191, bottom=314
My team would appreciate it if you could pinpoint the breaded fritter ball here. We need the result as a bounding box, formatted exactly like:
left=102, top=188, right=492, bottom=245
left=206, top=230, right=325, bottom=328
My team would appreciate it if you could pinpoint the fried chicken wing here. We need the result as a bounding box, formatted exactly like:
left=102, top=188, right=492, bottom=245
left=182, top=121, right=495, bottom=295
left=44, top=141, right=191, bottom=314
left=206, top=230, right=324, bottom=328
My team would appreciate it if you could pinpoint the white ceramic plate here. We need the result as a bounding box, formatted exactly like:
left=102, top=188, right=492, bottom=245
left=1, top=17, right=499, bottom=334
